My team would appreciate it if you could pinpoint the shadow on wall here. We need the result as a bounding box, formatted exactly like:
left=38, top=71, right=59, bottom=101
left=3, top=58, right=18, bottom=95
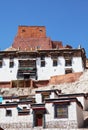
left=84, top=118, right=88, bottom=128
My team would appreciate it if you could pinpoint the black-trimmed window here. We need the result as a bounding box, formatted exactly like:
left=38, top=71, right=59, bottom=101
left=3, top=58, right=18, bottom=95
left=54, top=104, right=68, bottom=118
left=6, top=110, right=12, bottom=116
left=0, top=60, right=2, bottom=68
left=41, top=61, right=45, bottom=67
left=53, top=59, right=58, bottom=66
left=65, top=59, right=72, bottom=66
left=65, top=69, right=72, bottom=74
left=9, top=61, right=14, bottom=68
left=40, top=56, right=45, bottom=67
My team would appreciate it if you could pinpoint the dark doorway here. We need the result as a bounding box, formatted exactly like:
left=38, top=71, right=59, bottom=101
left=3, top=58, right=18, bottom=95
left=35, top=113, right=43, bottom=126
left=24, top=74, right=30, bottom=79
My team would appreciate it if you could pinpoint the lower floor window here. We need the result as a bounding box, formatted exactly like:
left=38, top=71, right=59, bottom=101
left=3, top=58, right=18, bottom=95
left=6, top=110, right=12, bottom=116
left=54, top=104, right=68, bottom=118
left=65, top=69, right=72, bottom=74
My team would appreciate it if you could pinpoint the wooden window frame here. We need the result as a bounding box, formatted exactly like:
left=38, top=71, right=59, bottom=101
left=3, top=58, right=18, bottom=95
left=54, top=104, right=68, bottom=118
left=65, top=59, right=72, bottom=66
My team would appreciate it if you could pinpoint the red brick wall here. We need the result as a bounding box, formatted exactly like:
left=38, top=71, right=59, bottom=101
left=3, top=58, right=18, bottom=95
left=17, top=26, right=46, bottom=38
left=12, top=26, right=63, bottom=51
left=12, top=37, right=52, bottom=51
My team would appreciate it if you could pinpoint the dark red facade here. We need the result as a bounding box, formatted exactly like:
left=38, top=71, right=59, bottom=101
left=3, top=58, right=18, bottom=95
left=12, top=26, right=63, bottom=51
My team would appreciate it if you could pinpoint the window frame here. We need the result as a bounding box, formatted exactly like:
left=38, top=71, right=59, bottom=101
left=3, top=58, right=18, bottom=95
left=54, top=104, right=68, bottom=119
left=9, top=60, right=14, bottom=68
left=6, top=109, right=12, bottom=117
left=65, top=59, right=72, bottom=66
left=0, top=60, right=3, bottom=68
left=53, top=59, right=58, bottom=67
left=40, top=56, right=45, bottom=67
left=65, top=69, right=72, bottom=74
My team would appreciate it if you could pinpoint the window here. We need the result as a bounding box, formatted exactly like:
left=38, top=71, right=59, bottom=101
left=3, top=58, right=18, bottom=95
left=0, top=60, right=2, bottom=68
left=42, top=94, right=49, bottom=102
left=9, top=61, right=14, bottom=68
left=41, top=61, right=45, bottom=67
left=40, top=56, right=45, bottom=67
left=41, top=56, right=45, bottom=61
left=54, top=104, right=68, bottom=118
left=65, top=69, right=72, bottom=74
left=53, top=60, right=58, bottom=66
left=65, top=59, right=72, bottom=66
left=6, top=110, right=12, bottom=116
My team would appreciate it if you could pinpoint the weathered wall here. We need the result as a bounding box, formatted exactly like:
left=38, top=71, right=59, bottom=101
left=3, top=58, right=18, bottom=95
left=17, top=26, right=46, bottom=38
left=50, top=72, right=82, bottom=85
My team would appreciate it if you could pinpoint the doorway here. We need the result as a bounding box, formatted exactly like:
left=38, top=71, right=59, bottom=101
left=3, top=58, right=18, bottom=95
left=35, top=113, right=43, bottom=126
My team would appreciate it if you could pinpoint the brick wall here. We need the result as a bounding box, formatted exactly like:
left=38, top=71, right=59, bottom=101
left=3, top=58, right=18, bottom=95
left=17, top=26, right=46, bottom=38
left=12, top=37, right=52, bottom=50
left=12, top=26, right=63, bottom=51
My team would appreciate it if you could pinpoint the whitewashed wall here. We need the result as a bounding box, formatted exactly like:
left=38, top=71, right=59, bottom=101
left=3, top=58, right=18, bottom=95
left=37, top=56, right=84, bottom=80
left=0, top=107, right=33, bottom=124
left=0, top=58, right=18, bottom=81
left=0, top=56, right=84, bottom=82
left=45, top=101, right=83, bottom=128
left=76, top=103, right=84, bottom=128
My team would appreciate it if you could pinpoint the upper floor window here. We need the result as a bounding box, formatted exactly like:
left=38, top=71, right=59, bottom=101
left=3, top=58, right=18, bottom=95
left=9, top=60, right=14, bottom=68
left=54, top=104, right=68, bottom=118
left=41, top=60, right=45, bottom=67
left=53, top=59, right=58, bottom=66
left=40, top=55, right=45, bottom=67
left=51, top=55, right=58, bottom=67
left=6, top=109, right=12, bottom=116
left=0, top=60, right=2, bottom=68
left=65, top=59, right=72, bottom=66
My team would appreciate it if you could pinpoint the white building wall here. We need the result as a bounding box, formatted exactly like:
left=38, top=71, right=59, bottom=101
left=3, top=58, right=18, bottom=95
left=76, top=103, right=84, bottom=128
left=37, top=56, right=84, bottom=80
left=45, top=102, right=77, bottom=122
left=0, top=58, right=18, bottom=82
left=68, top=102, right=77, bottom=120
left=35, top=93, right=42, bottom=103
left=72, top=57, right=84, bottom=72
left=77, top=96, right=87, bottom=110
left=50, top=92, right=58, bottom=99
left=0, top=107, right=33, bottom=124
left=0, top=56, right=84, bottom=82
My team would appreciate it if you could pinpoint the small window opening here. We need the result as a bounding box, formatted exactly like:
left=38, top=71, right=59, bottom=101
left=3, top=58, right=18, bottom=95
left=6, top=110, right=12, bottom=116
left=22, top=29, right=26, bottom=32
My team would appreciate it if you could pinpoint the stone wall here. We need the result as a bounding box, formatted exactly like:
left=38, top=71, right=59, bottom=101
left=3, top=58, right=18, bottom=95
left=0, top=122, right=32, bottom=129
left=46, top=120, right=78, bottom=129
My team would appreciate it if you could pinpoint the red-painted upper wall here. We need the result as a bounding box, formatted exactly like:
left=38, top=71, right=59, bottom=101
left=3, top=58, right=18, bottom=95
left=12, top=26, right=67, bottom=51
left=17, top=26, right=46, bottom=38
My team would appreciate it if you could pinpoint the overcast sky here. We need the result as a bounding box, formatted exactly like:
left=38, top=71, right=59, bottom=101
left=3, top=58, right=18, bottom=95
left=0, top=0, right=88, bottom=57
